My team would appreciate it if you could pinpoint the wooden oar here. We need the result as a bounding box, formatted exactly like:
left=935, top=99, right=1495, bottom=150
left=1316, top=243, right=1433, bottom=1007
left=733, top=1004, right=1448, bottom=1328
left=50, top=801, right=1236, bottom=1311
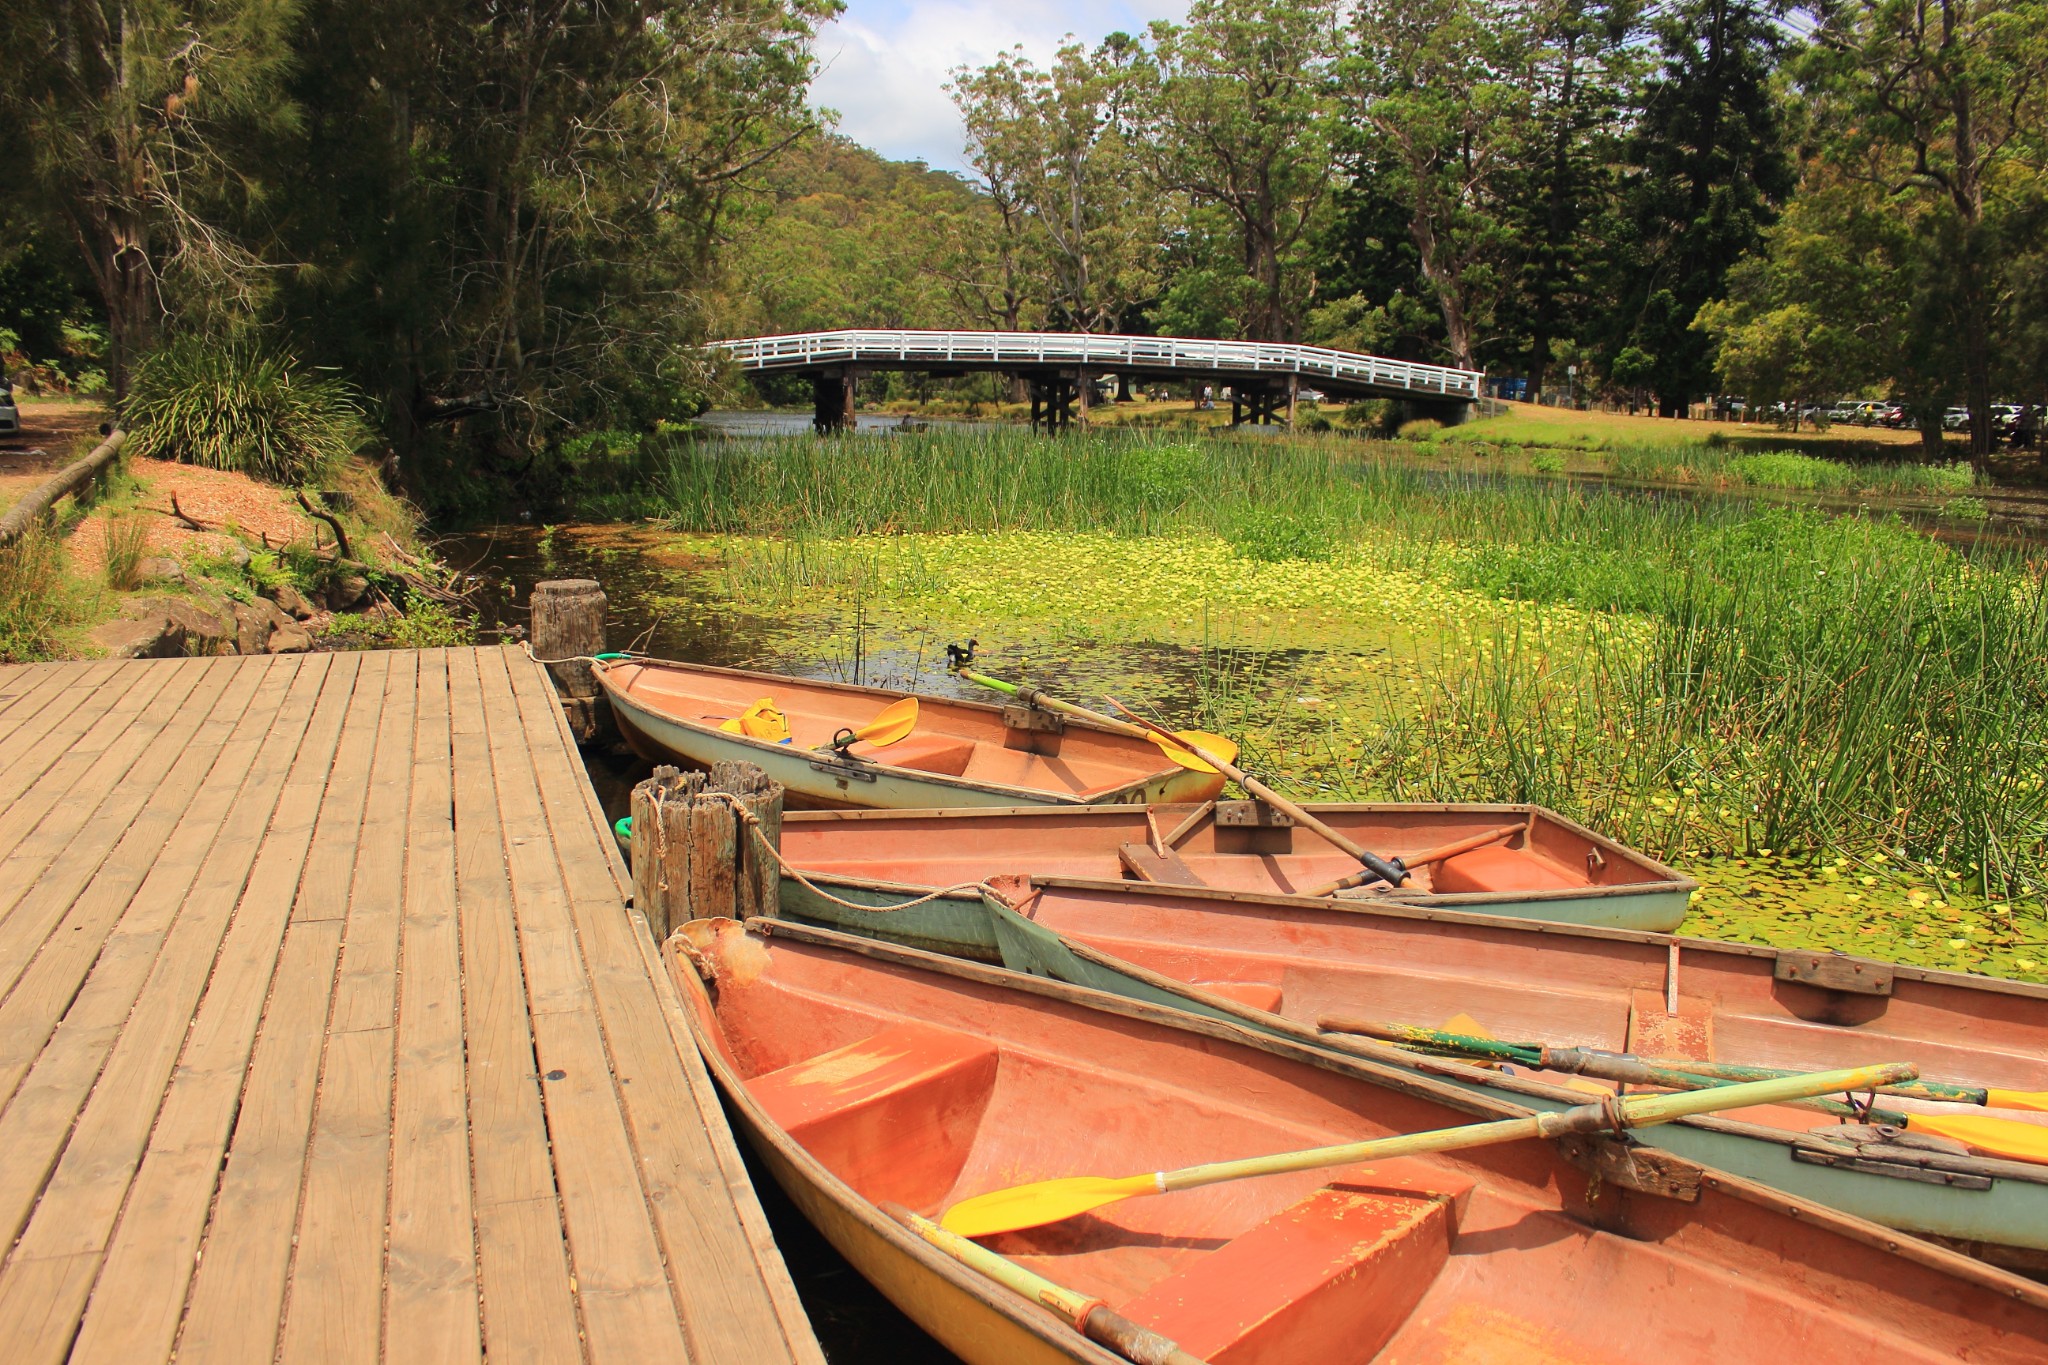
left=1318, top=1016, right=2048, bottom=1164
left=948, top=650, right=1238, bottom=772
left=1304, top=822, right=1526, bottom=897
left=1106, top=698, right=1413, bottom=888
left=938, top=1062, right=1914, bottom=1237
left=819, top=697, right=919, bottom=753
left=882, top=1203, right=1210, bottom=1365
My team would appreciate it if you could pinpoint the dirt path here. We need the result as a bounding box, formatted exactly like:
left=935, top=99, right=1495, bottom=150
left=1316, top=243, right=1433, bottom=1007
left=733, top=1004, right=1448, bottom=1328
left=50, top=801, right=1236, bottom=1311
left=0, top=399, right=114, bottom=507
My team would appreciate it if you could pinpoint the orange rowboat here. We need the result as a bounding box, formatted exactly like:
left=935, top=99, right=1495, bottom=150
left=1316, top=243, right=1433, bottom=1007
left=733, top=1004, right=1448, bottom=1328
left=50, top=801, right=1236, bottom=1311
left=597, top=659, right=1227, bottom=810
left=778, top=800, right=1696, bottom=930
left=669, top=918, right=2048, bottom=1365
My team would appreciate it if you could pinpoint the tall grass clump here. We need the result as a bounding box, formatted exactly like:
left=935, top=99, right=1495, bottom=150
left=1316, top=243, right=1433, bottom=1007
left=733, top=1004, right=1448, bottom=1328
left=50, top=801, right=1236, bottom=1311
left=127, top=335, right=370, bottom=483
left=1376, top=506, right=2048, bottom=903
left=0, top=525, right=85, bottom=661
left=102, top=513, right=151, bottom=589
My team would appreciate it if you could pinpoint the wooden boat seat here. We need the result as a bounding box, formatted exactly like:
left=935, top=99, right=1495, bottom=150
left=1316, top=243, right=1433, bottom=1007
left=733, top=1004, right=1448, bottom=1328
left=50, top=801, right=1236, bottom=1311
left=1431, top=845, right=1584, bottom=895
left=746, top=1022, right=999, bottom=1209
left=865, top=734, right=976, bottom=777
left=1122, top=1171, right=1466, bottom=1365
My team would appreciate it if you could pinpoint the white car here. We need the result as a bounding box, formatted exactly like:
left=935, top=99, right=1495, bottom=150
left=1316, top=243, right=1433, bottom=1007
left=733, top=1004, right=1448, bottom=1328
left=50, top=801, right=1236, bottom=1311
left=0, top=379, right=18, bottom=437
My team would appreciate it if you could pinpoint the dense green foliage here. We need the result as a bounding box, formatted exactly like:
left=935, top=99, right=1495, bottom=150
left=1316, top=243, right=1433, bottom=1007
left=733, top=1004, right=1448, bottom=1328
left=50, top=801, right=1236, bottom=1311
left=126, top=337, right=370, bottom=482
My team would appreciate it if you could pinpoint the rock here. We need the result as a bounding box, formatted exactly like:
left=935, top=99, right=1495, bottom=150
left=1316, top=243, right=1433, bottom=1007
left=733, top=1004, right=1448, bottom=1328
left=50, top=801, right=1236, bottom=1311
left=136, top=556, right=186, bottom=585
left=267, top=623, right=314, bottom=654
left=233, top=597, right=294, bottom=655
left=227, top=542, right=254, bottom=569
left=325, top=574, right=371, bottom=613
left=128, top=595, right=234, bottom=652
left=90, top=616, right=186, bottom=659
left=265, top=582, right=316, bottom=620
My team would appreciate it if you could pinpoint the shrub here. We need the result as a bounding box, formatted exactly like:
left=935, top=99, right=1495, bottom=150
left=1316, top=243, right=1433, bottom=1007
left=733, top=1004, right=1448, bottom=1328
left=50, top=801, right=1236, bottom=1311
left=1530, top=451, right=1566, bottom=473
left=127, top=335, right=371, bottom=483
left=0, top=525, right=82, bottom=660
left=1225, top=506, right=1337, bottom=562
left=1945, top=495, right=1989, bottom=522
left=1396, top=418, right=1443, bottom=441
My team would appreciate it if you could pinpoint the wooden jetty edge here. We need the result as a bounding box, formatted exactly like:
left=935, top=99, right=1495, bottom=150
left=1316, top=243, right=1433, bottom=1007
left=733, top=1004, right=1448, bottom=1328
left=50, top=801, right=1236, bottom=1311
left=0, top=646, right=823, bottom=1364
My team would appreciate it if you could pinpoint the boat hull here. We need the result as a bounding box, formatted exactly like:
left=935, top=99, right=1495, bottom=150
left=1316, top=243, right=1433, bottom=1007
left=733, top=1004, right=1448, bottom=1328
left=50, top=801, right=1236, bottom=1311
left=779, top=801, right=1696, bottom=930
left=670, top=917, right=2048, bottom=1363
left=771, top=876, right=2048, bottom=1260
left=601, top=661, right=1224, bottom=811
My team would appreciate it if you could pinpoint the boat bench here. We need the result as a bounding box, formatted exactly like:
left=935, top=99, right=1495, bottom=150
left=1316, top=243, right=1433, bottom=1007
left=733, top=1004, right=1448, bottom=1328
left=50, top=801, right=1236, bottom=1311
left=1123, top=1159, right=1474, bottom=1365
left=859, top=734, right=977, bottom=776
left=745, top=1021, right=999, bottom=1209
left=1431, top=845, right=1584, bottom=895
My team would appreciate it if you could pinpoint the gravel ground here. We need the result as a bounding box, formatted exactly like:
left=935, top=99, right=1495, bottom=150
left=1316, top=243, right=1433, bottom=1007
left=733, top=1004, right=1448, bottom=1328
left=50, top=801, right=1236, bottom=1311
left=70, top=458, right=319, bottom=577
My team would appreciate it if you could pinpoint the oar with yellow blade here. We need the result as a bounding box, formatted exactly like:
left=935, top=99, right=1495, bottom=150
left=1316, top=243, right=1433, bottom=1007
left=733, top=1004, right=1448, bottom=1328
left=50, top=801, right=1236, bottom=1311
left=1106, top=698, right=1414, bottom=889
left=818, top=696, right=920, bottom=755
left=939, top=1062, right=1914, bottom=1238
left=945, top=641, right=1237, bottom=773
left=882, top=1204, right=1210, bottom=1365
left=1317, top=1016, right=2048, bottom=1165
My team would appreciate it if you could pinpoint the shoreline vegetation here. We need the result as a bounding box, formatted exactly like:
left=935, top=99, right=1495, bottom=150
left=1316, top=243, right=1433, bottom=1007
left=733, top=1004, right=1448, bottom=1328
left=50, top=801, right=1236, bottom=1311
left=537, top=426, right=2045, bottom=981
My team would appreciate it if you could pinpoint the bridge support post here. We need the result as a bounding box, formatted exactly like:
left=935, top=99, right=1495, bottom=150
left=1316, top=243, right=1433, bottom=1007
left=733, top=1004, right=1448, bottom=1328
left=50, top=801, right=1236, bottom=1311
left=1076, top=368, right=1090, bottom=431
left=1287, top=374, right=1299, bottom=429
left=1028, top=375, right=1077, bottom=435
left=812, top=371, right=857, bottom=434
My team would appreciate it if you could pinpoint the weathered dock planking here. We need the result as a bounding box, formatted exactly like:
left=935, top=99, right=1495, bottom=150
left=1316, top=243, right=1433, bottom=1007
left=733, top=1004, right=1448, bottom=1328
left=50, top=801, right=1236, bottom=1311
left=0, top=647, right=823, bottom=1365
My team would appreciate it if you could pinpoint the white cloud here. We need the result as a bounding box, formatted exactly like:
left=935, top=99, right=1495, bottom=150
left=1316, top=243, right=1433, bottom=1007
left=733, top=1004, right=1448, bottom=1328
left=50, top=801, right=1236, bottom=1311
left=808, top=0, right=1189, bottom=173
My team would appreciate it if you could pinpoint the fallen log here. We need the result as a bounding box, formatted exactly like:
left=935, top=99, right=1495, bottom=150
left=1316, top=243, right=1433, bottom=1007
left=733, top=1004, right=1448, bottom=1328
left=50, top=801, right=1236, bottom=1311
left=0, top=430, right=125, bottom=550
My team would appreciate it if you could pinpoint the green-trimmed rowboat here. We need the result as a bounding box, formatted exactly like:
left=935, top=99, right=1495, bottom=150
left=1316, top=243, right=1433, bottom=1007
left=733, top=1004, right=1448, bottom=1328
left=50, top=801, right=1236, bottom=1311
left=778, top=800, right=1697, bottom=931
left=597, top=659, right=1227, bottom=811
left=770, top=873, right=2048, bottom=1267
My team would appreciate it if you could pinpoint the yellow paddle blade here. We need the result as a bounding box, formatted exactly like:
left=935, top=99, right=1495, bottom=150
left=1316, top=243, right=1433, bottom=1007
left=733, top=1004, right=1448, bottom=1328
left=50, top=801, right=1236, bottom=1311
left=849, top=697, right=919, bottom=749
left=941, top=1172, right=1161, bottom=1239
left=1904, top=1111, right=2048, bottom=1164
left=1987, top=1089, right=2048, bottom=1114
left=1148, top=730, right=1236, bottom=774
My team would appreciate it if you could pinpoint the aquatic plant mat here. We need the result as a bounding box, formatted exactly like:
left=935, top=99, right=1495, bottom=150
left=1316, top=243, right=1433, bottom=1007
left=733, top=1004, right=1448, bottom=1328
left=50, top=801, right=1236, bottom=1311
left=522, top=428, right=2048, bottom=981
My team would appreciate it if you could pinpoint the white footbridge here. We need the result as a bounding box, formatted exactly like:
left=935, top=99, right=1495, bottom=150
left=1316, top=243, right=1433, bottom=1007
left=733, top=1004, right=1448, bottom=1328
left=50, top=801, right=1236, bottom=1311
left=710, top=329, right=1482, bottom=432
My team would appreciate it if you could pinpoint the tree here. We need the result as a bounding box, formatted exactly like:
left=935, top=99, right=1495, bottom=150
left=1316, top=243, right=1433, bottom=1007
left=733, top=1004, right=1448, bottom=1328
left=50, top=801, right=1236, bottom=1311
left=266, top=0, right=835, bottom=489
left=1346, top=0, right=1536, bottom=371
left=952, top=37, right=1157, bottom=333
left=0, top=0, right=300, bottom=399
left=1799, top=0, right=2048, bottom=458
left=1139, top=0, right=1347, bottom=341
left=1608, top=0, right=1796, bottom=414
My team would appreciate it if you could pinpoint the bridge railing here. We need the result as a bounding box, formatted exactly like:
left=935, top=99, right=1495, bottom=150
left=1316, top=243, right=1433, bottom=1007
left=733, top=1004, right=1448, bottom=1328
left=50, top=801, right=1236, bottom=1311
left=711, top=330, right=1481, bottom=400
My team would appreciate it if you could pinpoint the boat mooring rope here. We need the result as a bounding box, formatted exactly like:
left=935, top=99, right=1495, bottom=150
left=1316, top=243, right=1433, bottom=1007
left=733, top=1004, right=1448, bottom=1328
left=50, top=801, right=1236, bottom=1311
left=701, top=790, right=999, bottom=915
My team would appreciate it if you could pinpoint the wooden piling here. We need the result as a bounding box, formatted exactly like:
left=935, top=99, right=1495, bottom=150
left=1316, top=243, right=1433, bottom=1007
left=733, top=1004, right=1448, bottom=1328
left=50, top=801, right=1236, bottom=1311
left=531, top=578, right=607, bottom=696
left=630, top=761, right=784, bottom=941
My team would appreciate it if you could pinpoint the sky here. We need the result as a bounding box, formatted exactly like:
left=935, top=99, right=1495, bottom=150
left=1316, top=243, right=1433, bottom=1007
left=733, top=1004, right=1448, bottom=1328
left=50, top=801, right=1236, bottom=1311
left=808, top=0, right=1191, bottom=175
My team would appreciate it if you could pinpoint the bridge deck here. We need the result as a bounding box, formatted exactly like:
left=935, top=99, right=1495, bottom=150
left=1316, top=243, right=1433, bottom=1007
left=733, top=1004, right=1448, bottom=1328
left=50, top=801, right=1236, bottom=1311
left=0, top=647, right=821, bottom=1365
left=717, top=328, right=1483, bottom=402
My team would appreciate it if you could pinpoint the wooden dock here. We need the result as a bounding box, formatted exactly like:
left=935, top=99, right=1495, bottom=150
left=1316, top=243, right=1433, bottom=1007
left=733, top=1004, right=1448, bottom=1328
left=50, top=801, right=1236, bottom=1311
left=0, top=647, right=824, bottom=1364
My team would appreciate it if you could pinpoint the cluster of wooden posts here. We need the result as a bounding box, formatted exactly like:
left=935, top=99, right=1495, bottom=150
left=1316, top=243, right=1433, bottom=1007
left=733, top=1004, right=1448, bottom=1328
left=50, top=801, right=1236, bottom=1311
left=530, top=575, right=789, bottom=938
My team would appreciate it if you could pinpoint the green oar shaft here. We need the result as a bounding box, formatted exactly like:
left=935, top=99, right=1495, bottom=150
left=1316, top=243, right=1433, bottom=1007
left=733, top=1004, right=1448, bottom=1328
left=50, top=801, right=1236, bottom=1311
left=884, top=1204, right=1210, bottom=1365
left=1158, top=1063, right=1912, bottom=1194
left=1326, top=1016, right=1993, bottom=1108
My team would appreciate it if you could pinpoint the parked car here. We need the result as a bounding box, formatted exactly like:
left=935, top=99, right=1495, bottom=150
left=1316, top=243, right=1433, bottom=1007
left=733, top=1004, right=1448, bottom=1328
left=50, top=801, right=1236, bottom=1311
left=1992, top=404, right=2025, bottom=436
left=0, top=376, right=18, bottom=437
left=1880, top=403, right=1910, bottom=428
left=1943, top=407, right=1971, bottom=431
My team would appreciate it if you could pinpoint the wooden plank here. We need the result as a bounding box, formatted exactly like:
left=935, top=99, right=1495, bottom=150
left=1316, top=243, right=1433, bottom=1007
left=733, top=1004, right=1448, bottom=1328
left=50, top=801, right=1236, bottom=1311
left=477, top=649, right=690, bottom=1363
left=0, top=659, right=121, bottom=765
left=0, top=654, right=193, bottom=892
left=73, top=653, right=391, bottom=1365
left=0, top=663, right=288, bottom=1121
left=500, top=649, right=823, bottom=1362
left=0, top=655, right=234, bottom=1000
left=383, top=650, right=483, bottom=1364
left=1117, top=841, right=1209, bottom=887
left=446, top=649, right=583, bottom=1365
left=0, top=655, right=353, bottom=1365
left=0, top=659, right=169, bottom=823
left=278, top=651, right=418, bottom=1365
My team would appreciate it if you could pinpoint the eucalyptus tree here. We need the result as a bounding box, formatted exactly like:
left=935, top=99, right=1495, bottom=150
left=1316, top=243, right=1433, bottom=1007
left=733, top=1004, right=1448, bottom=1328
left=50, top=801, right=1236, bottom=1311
left=1345, top=0, right=1539, bottom=372
left=1798, top=0, right=2048, bottom=458
left=0, top=0, right=300, bottom=399
left=951, top=36, right=1158, bottom=333
left=1138, top=0, right=1348, bottom=342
